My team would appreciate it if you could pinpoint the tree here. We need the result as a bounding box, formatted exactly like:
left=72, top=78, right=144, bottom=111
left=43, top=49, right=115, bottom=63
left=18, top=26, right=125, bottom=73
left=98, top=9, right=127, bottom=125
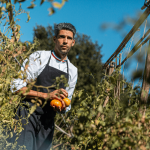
left=33, top=25, right=55, bottom=50
left=33, top=25, right=103, bottom=93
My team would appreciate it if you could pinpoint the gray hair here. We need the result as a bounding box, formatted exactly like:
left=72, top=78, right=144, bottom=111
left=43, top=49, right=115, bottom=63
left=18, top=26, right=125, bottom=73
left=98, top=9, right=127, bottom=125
left=54, top=23, right=76, bottom=38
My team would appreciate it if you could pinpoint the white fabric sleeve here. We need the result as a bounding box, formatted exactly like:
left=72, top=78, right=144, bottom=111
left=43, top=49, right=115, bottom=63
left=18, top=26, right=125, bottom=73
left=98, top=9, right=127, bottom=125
left=10, top=51, right=42, bottom=92
left=59, top=69, right=78, bottom=114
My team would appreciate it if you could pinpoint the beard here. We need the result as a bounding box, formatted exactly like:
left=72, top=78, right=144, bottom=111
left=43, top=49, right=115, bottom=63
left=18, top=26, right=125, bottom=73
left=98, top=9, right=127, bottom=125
left=58, top=45, right=71, bottom=55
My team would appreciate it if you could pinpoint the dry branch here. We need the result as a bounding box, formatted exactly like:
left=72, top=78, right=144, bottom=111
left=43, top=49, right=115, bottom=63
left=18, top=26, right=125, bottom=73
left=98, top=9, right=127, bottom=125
left=54, top=123, right=72, bottom=137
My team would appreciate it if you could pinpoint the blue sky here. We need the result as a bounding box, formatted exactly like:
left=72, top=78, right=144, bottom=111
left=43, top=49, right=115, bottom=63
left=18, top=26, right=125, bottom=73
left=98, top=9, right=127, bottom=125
left=1, top=0, right=148, bottom=83
left=12, top=0, right=145, bottom=63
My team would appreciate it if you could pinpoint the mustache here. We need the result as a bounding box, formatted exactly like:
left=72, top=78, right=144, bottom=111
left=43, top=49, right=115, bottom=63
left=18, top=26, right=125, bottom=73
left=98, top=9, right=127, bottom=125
left=60, top=45, right=69, bottom=48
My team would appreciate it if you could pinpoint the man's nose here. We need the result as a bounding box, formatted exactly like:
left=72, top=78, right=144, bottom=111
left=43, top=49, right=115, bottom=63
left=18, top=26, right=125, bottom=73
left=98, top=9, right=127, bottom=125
left=63, top=37, right=68, bottom=44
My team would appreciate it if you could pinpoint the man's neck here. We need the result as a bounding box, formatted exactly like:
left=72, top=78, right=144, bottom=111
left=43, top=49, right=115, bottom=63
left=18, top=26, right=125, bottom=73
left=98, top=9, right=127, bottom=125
left=54, top=49, right=67, bottom=62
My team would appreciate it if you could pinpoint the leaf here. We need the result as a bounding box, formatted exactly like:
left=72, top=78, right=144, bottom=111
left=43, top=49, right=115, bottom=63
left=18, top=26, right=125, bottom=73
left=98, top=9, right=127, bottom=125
left=78, top=90, right=83, bottom=98
left=95, top=120, right=100, bottom=125
left=18, top=0, right=26, bottom=2
left=27, top=12, right=31, bottom=23
left=27, top=3, right=36, bottom=9
left=40, top=0, right=45, bottom=5
left=10, top=132, right=13, bottom=138
left=64, top=83, right=69, bottom=87
left=28, top=104, right=36, bottom=117
left=111, top=140, right=120, bottom=149
left=27, top=4, right=35, bottom=9
left=56, top=77, right=60, bottom=83
left=52, top=2, right=63, bottom=9
left=60, top=74, right=65, bottom=79
left=0, top=84, right=3, bottom=90
left=2, top=7, right=6, bottom=11
left=109, top=76, right=115, bottom=84
left=98, top=105, right=103, bottom=113
left=6, top=2, right=11, bottom=10
left=48, top=7, right=55, bottom=15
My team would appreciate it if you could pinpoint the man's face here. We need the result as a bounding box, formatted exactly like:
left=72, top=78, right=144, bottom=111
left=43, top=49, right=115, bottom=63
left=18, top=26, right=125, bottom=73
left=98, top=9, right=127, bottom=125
left=54, top=29, right=75, bottom=55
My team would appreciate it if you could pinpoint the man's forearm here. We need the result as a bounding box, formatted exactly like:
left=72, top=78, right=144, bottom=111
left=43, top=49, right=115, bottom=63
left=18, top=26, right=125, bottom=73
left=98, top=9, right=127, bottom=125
left=16, top=87, right=48, bottom=100
left=16, top=87, right=68, bottom=112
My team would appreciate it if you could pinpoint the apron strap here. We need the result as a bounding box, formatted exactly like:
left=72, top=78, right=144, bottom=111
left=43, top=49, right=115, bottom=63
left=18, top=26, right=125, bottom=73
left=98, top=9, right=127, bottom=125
left=66, top=60, right=69, bottom=74
left=47, top=51, right=52, bottom=66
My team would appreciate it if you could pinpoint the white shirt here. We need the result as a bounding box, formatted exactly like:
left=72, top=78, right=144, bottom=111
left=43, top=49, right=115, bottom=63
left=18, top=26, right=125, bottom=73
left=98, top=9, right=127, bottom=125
left=11, top=50, right=78, bottom=113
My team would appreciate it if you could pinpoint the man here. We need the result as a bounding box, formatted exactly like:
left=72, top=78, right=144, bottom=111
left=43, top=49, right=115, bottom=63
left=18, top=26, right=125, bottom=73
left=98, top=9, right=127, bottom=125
left=11, top=23, right=77, bottom=150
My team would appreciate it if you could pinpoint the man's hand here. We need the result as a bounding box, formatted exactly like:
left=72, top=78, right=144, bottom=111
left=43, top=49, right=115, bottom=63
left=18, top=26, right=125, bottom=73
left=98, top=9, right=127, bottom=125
left=52, top=105, right=66, bottom=112
left=48, top=88, right=68, bottom=100
left=43, top=88, right=68, bottom=112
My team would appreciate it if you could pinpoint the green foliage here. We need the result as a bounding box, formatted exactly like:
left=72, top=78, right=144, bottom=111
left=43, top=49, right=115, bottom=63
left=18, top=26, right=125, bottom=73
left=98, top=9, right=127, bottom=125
left=0, top=0, right=67, bottom=149
left=33, top=25, right=55, bottom=50
left=52, top=67, right=150, bottom=150
left=0, top=25, right=42, bottom=149
left=68, top=34, right=103, bottom=92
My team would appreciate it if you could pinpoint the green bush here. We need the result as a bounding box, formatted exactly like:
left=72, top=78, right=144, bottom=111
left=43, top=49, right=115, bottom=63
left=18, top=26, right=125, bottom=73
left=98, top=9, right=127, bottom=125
left=52, top=67, right=150, bottom=150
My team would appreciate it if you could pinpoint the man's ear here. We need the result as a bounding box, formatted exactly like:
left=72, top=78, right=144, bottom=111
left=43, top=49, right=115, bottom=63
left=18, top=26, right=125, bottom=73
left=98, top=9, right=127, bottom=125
left=72, top=39, right=75, bottom=46
left=53, top=36, right=56, bottom=43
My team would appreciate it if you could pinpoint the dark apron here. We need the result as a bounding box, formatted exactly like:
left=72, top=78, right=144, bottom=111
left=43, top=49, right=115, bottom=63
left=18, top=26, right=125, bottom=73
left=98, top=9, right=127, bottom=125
left=13, top=53, right=69, bottom=150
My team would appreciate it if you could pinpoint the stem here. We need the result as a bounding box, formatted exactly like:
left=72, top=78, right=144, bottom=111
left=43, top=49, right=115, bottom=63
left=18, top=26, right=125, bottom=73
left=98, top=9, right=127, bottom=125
left=53, top=142, right=68, bottom=149
left=7, top=0, right=17, bottom=42
left=57, top=132, right=64, bottom=141
left=0, top=53, right=17, bottom=73
left=54, top=123, right=72, bottom=137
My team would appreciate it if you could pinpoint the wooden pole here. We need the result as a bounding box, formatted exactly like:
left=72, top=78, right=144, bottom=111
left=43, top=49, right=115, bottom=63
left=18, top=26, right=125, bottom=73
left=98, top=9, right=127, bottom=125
left=106, top=65, right=109, bottom=75
left=103, top=62, right=114, bottom=107
left=141, top=0, right=150, bottom=10
left=109, top=62, right=114, bottom=75
left=118, top=53, right=122, bottom=99
left=123, top=63, right=124, bottom=93
left=115, top=57, right=117, bottom=68
left=115, top=58, right=118, bottom=97
left=119, top=54, right=122, bottom=66
left=141, top=41, right=150, bottom=103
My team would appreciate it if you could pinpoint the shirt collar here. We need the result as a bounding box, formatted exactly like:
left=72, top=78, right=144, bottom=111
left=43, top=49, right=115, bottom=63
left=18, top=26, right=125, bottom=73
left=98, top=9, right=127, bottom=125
left=52, top=50, right=67, bottom=63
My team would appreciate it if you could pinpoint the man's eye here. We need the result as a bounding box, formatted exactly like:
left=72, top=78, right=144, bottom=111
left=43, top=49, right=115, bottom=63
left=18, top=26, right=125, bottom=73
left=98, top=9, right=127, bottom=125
left=60, top=36, right=65, bottom=38
left=68, top=37, right=72, bottom=40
